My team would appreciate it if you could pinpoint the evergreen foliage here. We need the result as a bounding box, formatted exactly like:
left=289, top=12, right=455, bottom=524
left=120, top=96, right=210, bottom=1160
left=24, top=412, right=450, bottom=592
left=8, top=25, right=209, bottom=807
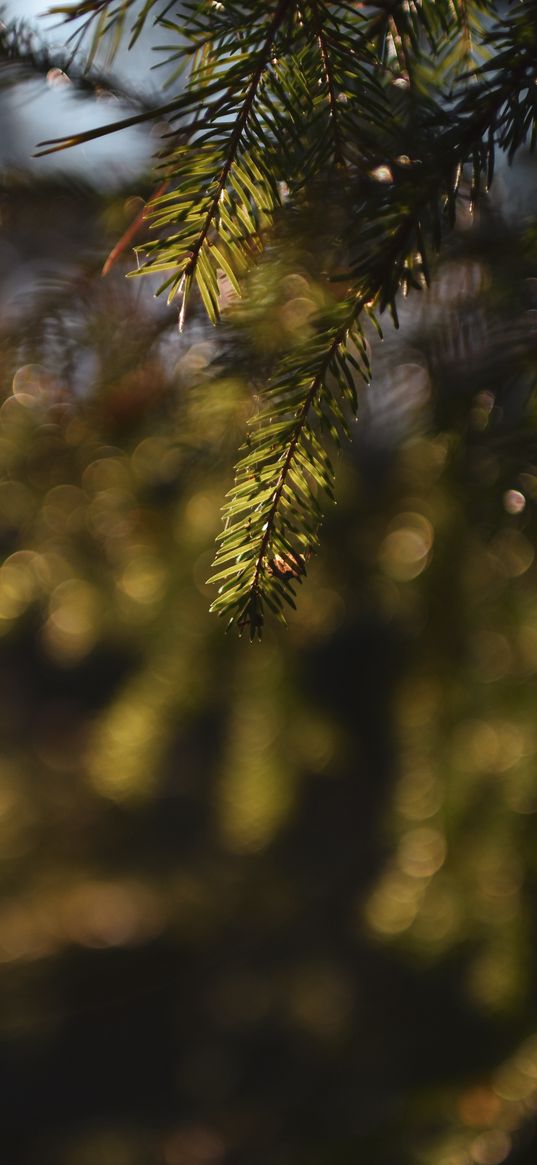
left=5, top=0, right=537, bottom=635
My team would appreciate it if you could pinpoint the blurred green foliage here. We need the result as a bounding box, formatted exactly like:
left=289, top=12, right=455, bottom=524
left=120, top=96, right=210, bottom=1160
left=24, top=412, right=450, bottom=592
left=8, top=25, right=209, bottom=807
left=2, top=45, right=537, bottom=1165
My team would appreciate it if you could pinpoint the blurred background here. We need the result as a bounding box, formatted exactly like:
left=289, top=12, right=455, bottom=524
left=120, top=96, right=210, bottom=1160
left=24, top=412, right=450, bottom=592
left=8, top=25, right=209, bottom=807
left=2, top=4, right=537, bottom=1165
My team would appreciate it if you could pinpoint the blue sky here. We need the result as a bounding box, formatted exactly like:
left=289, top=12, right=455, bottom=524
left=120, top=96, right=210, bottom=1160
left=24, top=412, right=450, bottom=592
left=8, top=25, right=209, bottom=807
left=1, top=0, right=155, bottom=183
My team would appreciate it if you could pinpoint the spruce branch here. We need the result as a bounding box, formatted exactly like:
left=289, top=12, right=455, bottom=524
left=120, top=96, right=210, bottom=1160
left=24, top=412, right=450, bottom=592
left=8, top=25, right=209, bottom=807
left=209, top=20, right=537, bottom=639
left=16, top=0, right=537, bottom=634
left=161, top=0, right=296, bottom=328
left=46, top=0, right=177, bottom=63
left=305, top=0, right=347, bottom=165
